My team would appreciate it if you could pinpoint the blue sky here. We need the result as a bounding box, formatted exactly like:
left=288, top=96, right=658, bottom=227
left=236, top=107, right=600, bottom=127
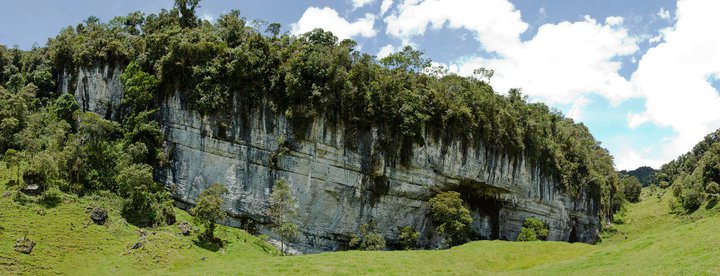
left=1, top=0, right=719, bottom=170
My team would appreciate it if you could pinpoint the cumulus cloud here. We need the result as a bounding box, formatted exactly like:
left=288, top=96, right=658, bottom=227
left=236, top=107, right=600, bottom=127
left=353, top=0, right=376, bottom=9
left=384, top=0, right=528, bottom=52
left=380, top=0, right=394, bottom=16
left=376, top=44, right=399, bottom=58
left=624, top=0, right=720, bottom=169
left=443, top=15, right=638, bottom=105
left=291, top=7, right=377, bottom=40
left=657, top=7, right=671, bottom=20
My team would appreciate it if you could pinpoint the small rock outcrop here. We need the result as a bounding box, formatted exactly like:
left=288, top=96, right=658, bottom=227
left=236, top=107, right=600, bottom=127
left=15, top=237, right=35, bottom=254
left=178, top=221, right=193, bottom=236
left=90, top=207, right=108, bottom=225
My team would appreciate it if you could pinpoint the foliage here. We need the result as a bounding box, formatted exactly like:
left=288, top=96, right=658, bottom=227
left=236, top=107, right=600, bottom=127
left=517, top=217, right=549, bottom=241
left=657, top=129, right=720, bottom=213
left=705, top=181, right=720, bottom=196
left=621, top=175, right=642, bottom=203
left=349, top=223, right=386, bottom=251
left=191, top=183, right=228, bottom=241
left=398, top=225, right=420, bottom=250
left=619, top=166, right=656, bottom=187
left=429, top=191, right=472, bottom=246
left=115, top=163, right=175, bottom=227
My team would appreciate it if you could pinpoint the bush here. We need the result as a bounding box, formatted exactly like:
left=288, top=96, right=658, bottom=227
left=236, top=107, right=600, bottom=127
left=349, top=223, right=386, bottom=251
left=398, top=226, right=420, bottom=250
left=705, top=181, right=720, bottom=196
left=517, top=227, right=538, bottom=241
left=429, top=191, right=472, bottom=246
left=517, top=217, right=549, bottom=241
left=680, top=189, right=703, bottom=212
left=191, top=183, right=228, bottom=242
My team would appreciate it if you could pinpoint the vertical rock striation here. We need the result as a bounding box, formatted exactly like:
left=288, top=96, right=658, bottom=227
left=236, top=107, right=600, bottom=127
left=65, top=66, right=600, bottom=253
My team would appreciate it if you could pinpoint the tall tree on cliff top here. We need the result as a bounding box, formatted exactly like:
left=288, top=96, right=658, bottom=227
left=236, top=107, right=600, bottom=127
left=175, top=0, right=200, bottom=28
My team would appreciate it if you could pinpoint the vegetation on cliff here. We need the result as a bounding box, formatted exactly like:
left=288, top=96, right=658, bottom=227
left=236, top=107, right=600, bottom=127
left=0, top=0, right=621, bottom=245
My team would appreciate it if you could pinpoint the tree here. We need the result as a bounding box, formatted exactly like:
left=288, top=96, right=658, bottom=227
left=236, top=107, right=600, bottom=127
left=706, top=181, right=720, bottom=197
left=53, top=93, right=80, bottom=128
left=175, top=0, right=200, bottom=28
left=622, top=176, right=642, bottom=203
left=3, top=149, right=21, bottom=184
left=115, top=164, right=175, bottom=227
left=191, top=183, right=228, bottom=242
left=265, top=23, right=281, bottom=37
left=269, top=178, right=298, bottom=255
left=429, top=191, right=472, bottom=246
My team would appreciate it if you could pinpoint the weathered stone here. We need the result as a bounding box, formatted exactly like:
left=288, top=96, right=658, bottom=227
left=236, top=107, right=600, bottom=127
left=66, top=65, right=602, bottom=253
left=15, top=237, right=35, bottom=254
left=178, top=221, right=193, bottom=236
left=90, top=207, right=108, bottom=225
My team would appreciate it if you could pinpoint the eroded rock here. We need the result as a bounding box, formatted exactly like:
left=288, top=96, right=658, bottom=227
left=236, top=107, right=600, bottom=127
left=15, top=237, right=35, bottom=254
left=90, top=207, right=108, bottom=225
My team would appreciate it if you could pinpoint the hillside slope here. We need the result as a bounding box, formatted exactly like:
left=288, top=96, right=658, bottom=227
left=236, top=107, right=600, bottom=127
left=2, top=164, right=718, bottom=275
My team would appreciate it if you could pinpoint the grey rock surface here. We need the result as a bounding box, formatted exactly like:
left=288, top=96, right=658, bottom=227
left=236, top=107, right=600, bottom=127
left=65, top=65, right=601, bottom=253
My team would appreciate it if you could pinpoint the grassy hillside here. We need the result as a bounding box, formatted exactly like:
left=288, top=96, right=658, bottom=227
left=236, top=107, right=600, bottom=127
left=1, top=165, right=719, bottom=275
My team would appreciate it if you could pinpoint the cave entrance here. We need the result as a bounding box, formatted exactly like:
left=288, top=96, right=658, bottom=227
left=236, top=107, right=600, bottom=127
left=454, top=179, right=509, bottom=240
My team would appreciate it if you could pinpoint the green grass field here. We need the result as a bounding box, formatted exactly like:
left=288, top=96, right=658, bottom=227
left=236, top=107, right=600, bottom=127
left=1, top=164, right=719, bottom=275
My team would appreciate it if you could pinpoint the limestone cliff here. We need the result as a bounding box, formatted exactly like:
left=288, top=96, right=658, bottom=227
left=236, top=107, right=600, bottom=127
left=63, top=65, right=600, bottom=253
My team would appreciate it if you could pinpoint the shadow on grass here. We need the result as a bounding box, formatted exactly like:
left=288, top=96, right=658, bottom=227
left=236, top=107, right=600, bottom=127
left=706, top=197, right=718, bottom=210
left=193, top=235, right=228, bottom=252
left=38, top=192, right=62, bottom=208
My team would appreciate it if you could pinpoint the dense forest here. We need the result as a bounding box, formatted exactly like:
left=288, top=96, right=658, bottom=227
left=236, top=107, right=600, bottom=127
left=655, top=129, right=720, bottom=212
left=619, top=166, right=656, bottom=187
left=0, top=0, right=626, bottom=234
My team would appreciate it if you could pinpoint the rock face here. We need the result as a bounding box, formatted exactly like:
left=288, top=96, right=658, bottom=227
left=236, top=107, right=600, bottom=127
left=59, top=64, right=124, bottom=121
left=64, top=65, right=600, bottom=253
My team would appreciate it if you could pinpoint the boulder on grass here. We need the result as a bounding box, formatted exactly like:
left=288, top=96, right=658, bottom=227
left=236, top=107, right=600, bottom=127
left=90, top=207, right=108, bottom=225
left=178, top=221, right=193, bottom=236
left=15, top=237, right=35, bottom=254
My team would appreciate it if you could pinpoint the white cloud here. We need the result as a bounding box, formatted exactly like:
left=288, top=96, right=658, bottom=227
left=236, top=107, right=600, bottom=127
left=657, top=7, right=671, bottom=20
left=384, top=0, right=527, bottom=53
left=201, top=12, right=215, bottom=23
left=291, top=7, right=377, bottom=40
left=539, top=7, right=546, bottom=17
left=445, top=15, right=638, bottom=105
left=605, top=16, right=624, bottom=26
left=380, top=0, right=394, bottom=16
left=625, top=0, right=720, bottom=168
left=377, top=44, right=398, bottom=58
left=353, top=0, right=376, bottom=9
left=567, top=97, right=589, bottom=121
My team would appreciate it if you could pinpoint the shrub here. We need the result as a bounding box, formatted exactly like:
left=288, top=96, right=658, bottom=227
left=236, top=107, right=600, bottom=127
left=398, top=226, right=420, bottom=250
left=429, top=191, right=472, bottom=246
left=680, top=189, right=703, bottom=212
left=517, top=217, right=549, bottom=241
left=517, top=227, right=538, bottom=241
left=705, top=181, right=720, bottom=196
left=349, top=223, right=386, bottom=251
left=191, top=183, right=228, bottom=242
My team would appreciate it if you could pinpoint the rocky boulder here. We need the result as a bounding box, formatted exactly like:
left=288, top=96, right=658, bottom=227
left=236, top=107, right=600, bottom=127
left=90, top=207, right=108, bottom=225
left=15, top=237, right=35, bottom=254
